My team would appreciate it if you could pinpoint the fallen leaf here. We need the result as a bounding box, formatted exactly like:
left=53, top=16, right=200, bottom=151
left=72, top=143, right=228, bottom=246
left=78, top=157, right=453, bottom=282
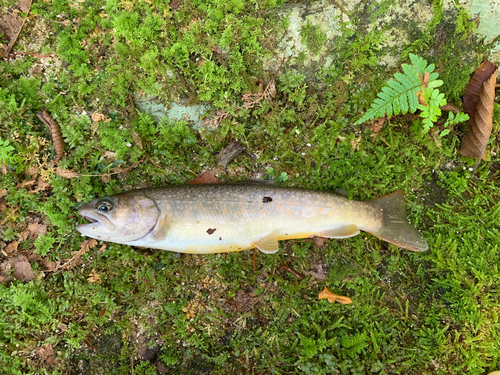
left=28, top=223, right=47, bottom=239
left=102, top=151, right=117, bottom=160
left=36, top=109, right=65, bottom=162
left=46, top=238, right=97, bottom=272
left=0, top=255, right=37, bottom=282
left=0, top=189, right=7, bottom=198
left=31, top=177, right=51, bottom=194
left=17, top=179, right=36, bottom=189
left=4, top=241, right=18, bottom=255
left=20, top=230, right=29, bottom=242
left=57, top=323, right=68, bottom=332
left=304, top=261, right=327, bottom=280
left=37, top=344, right=57, bottom=366
left=217, top=142, right=245, bottom=168
left=311, top=236, right=328, bottom=248
left=55, top=167, right=80, bottom=178
left=463, top=61, right=498, bottom=123
left=460, top=64, right=498, bottom=160
left=87, top=268, right=100, bottom=283
left=170, top=0, right=182, bottom=11
left=91, top=112, right=112, bottom=123
left=130, top=128, right=143, bottom=150
left=27, top=253, right=42, bottom=262
left=41, top=257, right=57, bottom=271
left=318, top=286, right=352, bottom=304
left=0, top=0, right=32, bottom=58
left=187, top=170, right=222, bottom=184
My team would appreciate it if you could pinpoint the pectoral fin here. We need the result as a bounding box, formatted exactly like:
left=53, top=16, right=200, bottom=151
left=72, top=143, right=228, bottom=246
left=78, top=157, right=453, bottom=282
left=317, top=225, right=360, bottom=239
left=252, top=231, right=279, bottom=254
left=152, top=215, right=169, bottom=241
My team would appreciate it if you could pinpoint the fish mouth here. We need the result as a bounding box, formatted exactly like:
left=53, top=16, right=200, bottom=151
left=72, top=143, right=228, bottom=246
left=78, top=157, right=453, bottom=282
left=76, top=212, right=116, bottom=233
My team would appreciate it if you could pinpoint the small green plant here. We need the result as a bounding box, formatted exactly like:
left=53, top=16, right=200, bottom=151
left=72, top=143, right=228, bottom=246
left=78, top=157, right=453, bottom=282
left=355, top=54, right=468, bottom=132
left=0, top=139, right=23, bottom=171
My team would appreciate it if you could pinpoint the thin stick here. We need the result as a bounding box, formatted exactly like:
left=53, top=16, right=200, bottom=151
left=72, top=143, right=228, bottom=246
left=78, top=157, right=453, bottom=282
left=8, top=52, right=53, bottom=58
left=0, top=207, right=18, bottom=226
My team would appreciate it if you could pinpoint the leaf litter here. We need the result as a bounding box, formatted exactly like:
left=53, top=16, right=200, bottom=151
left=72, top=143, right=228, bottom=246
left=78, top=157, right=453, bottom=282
left=318, top=286, right=352, bottom=305
left=0, top=0, right=32, bottom=58
left=460, top=60, right=498, bottom=172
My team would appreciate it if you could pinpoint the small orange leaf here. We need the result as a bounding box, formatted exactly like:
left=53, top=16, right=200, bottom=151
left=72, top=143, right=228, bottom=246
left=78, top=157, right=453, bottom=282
left=318, top=286, right=352, bottom=304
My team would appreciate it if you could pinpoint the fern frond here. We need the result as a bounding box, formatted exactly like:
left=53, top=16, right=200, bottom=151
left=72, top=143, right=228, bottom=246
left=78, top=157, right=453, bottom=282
left=354, top=64, right=421, bottom=125
left=355, top=54, right=445, bottom=128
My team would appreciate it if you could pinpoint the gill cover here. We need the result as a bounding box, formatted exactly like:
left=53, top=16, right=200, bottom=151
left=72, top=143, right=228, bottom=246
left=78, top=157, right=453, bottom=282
left=77, top=194, right=160, bottom=243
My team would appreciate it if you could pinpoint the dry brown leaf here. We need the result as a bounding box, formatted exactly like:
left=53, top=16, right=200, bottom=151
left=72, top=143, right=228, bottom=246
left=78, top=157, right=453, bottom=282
left=28, top=223, right=47, bottom=239
left=27, top=253, right=42, bottom=262
left=318, top=286, right=352, bottom=304
left=37, top=344, right=57, bottom=366
left=41, top=257, right=57, bottom=271
left=20, top=230, right=30, bottom=242
left=17, top=179, right=36, bottom=189
left=216, top=142, right=245, bottom=168
left=130, top=128, right=143, bottom=150
left=87, top=268, right=100, bottom=283
left=46, top=238, right=97, bottom=272
left=304, top=261, right=327, bottom=280
left=36, top=110, right=65, bottom=162
left=91, top=112, right=112, bottom=123
left=30, top=177, right=51, bottom=194
left=4, top=241, right=18, bottom=255
left=0, top=0, right=32, bottom=58
left=0, top=189, right=7, bottom=198
left=463, top=61, right=498, bottom=123
left=187, top=170, right=222, bottom=184
left=102, top=151, right=117, bottom=160
left=55, top=167, right=80, bottom=178
left=460, top=66, right=498, bottom=160
left=311, top=236, right=329, bottom=248
left=0, top=255, right=37, bottom=282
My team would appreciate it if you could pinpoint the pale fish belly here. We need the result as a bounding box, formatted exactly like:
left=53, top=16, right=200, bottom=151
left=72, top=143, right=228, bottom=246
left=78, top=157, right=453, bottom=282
left=126, top=185, right=382, bottom=254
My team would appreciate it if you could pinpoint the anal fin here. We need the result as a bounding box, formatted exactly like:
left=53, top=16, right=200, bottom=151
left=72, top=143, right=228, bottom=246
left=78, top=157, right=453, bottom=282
left=252, top=231, right=279, bottom=254
left=317, top=225, right=360, bottom=239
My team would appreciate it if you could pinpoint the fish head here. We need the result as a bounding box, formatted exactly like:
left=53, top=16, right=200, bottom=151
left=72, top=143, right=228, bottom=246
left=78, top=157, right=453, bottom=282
left=76, top=193, right=160, bottom=243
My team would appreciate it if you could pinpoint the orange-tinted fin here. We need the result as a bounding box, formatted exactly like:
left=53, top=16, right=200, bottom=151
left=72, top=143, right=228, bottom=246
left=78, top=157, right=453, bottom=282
left=317, top=225, right=360, bottom=239
left=152, top=215, right=169, bottom=241
left=252, top=231, right=279, bottom=254
left=366, top=190, right=428, bottom=252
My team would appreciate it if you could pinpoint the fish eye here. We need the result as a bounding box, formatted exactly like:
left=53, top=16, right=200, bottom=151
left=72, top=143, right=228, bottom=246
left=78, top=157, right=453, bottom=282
left=97, top=201, right=113, bottom=212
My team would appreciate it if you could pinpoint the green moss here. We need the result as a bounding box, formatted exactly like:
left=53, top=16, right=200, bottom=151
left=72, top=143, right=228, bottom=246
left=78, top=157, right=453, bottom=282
left=0, top=0, right=499, bottom=373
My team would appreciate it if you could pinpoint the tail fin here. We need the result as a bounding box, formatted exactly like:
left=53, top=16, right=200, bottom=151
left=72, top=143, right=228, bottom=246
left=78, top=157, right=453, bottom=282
left=366, top=190, right=428, bottom=252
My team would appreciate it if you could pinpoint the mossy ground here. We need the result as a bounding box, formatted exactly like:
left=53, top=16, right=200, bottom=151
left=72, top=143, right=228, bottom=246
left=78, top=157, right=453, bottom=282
left=1, top=0, right=499, bottom=374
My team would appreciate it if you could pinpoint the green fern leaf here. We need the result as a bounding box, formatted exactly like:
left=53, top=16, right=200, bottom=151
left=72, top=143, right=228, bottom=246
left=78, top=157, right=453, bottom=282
left=355, top=54, right=446, bottom=127
left=355, top=64, right=420, bottom=125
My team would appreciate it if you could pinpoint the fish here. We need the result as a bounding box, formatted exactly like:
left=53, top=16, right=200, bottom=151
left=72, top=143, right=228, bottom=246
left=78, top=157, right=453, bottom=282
left=76, top=184, right=428, bottom=254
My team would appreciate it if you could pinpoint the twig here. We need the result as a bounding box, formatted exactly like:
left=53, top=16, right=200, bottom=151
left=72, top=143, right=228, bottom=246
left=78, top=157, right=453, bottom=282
left=78, top=155, right=147, bottom=178
left=253, top=248, right=257, bottom=272
left=278, top=261, right=304, bottom=280
left=7, top=52, right=53, bottom=58
left=37, top=15, right=71, bottom=25
left=0, top=207, right=18, bottom=226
